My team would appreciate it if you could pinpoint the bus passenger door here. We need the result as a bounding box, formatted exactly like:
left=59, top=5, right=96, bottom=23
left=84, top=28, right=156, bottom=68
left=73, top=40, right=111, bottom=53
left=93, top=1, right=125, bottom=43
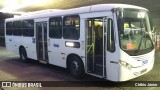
left=86, top=17, right=107, bottom=77
left=36, top=22, right=48, bottom=63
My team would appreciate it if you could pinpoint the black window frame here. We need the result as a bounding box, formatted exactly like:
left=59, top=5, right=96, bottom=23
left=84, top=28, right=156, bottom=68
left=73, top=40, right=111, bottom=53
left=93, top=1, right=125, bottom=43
left=6, top=22, right=13, bottom=35
left=63, top=15, right=80, bottom=40
left=49, top=17, right=62, bottom=39
left=107, top=18, right=115, bottom=52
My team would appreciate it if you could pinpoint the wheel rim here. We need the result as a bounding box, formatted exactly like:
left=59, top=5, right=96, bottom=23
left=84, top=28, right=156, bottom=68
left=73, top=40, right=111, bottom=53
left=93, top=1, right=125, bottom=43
left=71, top=61, right=79, bottom=74
left=21, top=52, right=25, bottom=60
left=21, top=49, right=25, bottom=60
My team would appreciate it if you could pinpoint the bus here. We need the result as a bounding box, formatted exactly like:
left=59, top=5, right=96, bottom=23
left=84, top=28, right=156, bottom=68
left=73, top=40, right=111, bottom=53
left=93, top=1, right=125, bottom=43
left=5, top=4, right=155, bottom=82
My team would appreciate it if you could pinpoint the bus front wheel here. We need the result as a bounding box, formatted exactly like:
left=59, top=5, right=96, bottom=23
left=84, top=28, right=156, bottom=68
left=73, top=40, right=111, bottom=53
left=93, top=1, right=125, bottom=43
left=19, top=47, right=28, bottom=62
left=68, top=56, right=84, bottom=78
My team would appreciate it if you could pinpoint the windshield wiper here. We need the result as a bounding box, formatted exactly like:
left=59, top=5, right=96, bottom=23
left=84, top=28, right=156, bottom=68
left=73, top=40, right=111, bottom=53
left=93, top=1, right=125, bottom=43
left=135, top=33, right=151, bottom=53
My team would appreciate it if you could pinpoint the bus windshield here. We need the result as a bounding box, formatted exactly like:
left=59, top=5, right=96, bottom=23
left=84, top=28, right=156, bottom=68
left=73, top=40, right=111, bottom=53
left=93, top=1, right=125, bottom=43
left=117, top=9, right=154, bottom=56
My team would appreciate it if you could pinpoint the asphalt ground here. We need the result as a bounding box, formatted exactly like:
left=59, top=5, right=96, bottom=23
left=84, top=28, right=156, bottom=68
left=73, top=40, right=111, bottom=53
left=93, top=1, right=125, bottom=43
left=0, top=46, right=160, bottom=90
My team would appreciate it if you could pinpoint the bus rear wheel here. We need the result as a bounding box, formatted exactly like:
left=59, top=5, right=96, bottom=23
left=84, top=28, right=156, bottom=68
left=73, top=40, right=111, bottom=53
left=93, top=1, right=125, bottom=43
left=19, top=47, right=28, bottom=62
left=68, top=56, right=84, bottom=78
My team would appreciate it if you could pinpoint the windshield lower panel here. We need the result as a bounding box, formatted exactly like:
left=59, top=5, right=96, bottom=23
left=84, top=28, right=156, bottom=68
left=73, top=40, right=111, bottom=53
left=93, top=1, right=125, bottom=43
left=117, top=9, right=154, bottom=56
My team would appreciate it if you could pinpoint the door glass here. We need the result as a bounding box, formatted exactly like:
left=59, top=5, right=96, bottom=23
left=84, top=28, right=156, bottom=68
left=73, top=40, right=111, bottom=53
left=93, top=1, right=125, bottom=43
left=86, top=17, right=106, bottom=76
left=43, top=23, right=48, bottom=60
left=44, top=23, right=47, bottom=41
left=37, top=23, right=43, bottom=59
left=36, top=22, right=48, bottom=61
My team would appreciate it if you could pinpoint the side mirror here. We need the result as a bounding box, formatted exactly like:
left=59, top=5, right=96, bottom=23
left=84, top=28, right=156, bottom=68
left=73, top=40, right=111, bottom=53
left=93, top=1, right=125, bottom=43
left=151, top=27, right=155, bottom=33
left=152, top=27, right=156, bottom=44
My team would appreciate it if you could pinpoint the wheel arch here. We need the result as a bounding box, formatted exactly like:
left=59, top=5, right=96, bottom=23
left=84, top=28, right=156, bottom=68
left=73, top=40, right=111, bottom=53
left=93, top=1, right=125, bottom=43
left=19, top=45, right=26, bottom=54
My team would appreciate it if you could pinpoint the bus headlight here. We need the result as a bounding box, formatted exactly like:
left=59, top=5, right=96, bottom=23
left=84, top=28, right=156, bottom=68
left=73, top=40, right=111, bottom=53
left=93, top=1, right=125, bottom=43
left=120, top=61, right=133, bottom=70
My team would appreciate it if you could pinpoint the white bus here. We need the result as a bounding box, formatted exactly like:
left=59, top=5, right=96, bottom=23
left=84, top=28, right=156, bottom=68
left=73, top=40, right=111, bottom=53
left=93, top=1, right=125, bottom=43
left=5, top=4, right=155, bottom=82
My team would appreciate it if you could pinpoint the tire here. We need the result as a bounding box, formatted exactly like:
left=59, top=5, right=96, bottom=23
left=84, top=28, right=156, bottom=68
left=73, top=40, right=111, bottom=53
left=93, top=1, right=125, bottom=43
left=19, top=47, right=28, bottom=63
left=69, top=56, right=84, bottom=78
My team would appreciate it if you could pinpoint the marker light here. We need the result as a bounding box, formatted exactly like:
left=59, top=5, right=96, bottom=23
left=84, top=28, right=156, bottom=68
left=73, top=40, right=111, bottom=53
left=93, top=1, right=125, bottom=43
left=66, top=42, right=75, bottom=47
left=65, top=41, right=80, bottom=48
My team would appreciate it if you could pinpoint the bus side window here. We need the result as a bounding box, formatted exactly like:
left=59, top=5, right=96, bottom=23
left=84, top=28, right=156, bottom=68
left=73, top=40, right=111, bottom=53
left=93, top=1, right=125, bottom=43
left=22, top=20, right=34, bottom=37
left=107, top=18, right=115, bottom=52
left=13, top=21, right=22, bottom=36
left=49, top=17, right=62, bottom=39
left=6, top=22, right=13, bottom=35
left=63, top=15, right=80, bottom=40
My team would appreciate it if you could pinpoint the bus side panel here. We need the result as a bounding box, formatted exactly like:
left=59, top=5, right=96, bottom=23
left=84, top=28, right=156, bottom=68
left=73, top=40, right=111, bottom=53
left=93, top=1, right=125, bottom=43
left=48, top=39, right=66, bottom=67
left=6, top=36, right=22, bottom=54
left=5, top=36, right=15, bottom=52
left=106, top=50, right=120, bottom=81
left=21, top=37, right=37, bottom=60
left=6, top=36, right=37, bottom=60
left=12, top=36, right=22, bottom=54
left=48, top=39, right=85, bottom=68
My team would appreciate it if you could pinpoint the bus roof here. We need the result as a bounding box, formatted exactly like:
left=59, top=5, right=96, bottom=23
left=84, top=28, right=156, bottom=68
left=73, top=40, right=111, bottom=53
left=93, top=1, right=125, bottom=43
left=5, top=4, right=147, bottom=21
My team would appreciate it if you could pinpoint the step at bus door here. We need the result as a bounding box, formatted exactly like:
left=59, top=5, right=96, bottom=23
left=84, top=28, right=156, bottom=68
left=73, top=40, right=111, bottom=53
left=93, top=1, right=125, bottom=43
left=36, top=22, right=48, bottom=63
left=86, top=17, right=107, bottom=78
